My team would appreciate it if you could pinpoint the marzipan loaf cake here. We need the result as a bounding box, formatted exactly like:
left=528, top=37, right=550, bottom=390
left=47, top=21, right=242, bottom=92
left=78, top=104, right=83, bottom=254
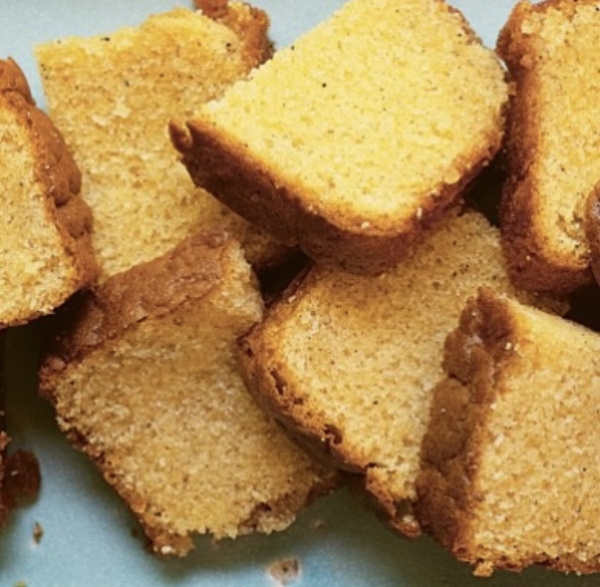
left=35, top=5, right=286, bottom=282
left=172, top=0, right=508, bottom=274
left=0, top=58, right=97, bottom=327
left=238, top=210, right=559, bottom=537
left=498, top=0, right=600, bottom=293
left=39, top=232, right=337, bottom=556
left=416, top=289, right=600, bottom=576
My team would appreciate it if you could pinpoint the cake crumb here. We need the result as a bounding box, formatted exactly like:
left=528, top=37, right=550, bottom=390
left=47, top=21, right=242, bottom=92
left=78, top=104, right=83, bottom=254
left=33, top=521, right=44, bottom=544
left=267, top=557, right=301, bottom=585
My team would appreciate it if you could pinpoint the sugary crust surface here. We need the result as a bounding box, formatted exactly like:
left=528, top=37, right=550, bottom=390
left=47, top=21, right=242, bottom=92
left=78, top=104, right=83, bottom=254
left=497, top=0, right=598, bottom=294
left=238, top=266, right=347, bottom=447
left=40, top=232, right=244, bottom=554
left=0, top=58, right=97, bottom=326
left=0, top=61, right=97, bottom=275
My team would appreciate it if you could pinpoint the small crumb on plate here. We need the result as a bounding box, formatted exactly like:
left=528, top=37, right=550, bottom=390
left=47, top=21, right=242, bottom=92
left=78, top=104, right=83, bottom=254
left=33, top=521, right=44, bottom=544
left=267, top=557, right=301, bottom=585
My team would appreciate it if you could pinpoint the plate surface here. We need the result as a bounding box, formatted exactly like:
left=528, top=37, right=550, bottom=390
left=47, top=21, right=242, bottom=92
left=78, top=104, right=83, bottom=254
left=1, top=1, right=596, bottom=586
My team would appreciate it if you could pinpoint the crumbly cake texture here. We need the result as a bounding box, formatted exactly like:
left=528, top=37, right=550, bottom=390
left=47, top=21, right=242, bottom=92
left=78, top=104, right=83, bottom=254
left=196, top=0, right=273, bottom=50
left=0, top=440, right=41, bottom=529
left=0, top=333, right=41, bottom=528
left=0, top=58, right=97, bottom=327
left=195, top=0, right=230, bottom=17
left=497, top=0, right=600, bottom=294
left=416, top=290, right=600, bottom=576
left=35, top=5, right=286, bottom=281
left=39, top=232, right=336, bottom=556
left=238, top=211, right=559, bottom=536
left=171, top=0, right=508, bottom=274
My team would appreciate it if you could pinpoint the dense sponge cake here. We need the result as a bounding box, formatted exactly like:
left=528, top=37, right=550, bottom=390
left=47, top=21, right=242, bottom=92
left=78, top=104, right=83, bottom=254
left=497, top=0, right=600, bottom=293
left=172, top=0, right=508, bottom=274
left=39, top=232, right=335, bottom=556
left=35, top=6, right=284, bottom=281
left=416, top=290, right=600, bottom=576
left=0, top=58, right=96, bottom=327
left=238, top=211, right=552, bottom=536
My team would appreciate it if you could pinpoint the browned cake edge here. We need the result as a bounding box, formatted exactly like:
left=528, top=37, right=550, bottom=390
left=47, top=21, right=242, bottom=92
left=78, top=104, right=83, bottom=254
left=238, top=266, right=360, bottom=470
left=171, top=115, right=497, bottom=275
left=199, top=0, right=275, bottom=63
left=164, top=2, right=291, bottom=274
left=0, top=58, right=98, bottom=327
left=414, top=289, right=519, bottom=575
left=39, top=230, right=233, bottom=401
left=496, top=0, right=595, bottom=294
left=584, top=186, right=600, bottom=288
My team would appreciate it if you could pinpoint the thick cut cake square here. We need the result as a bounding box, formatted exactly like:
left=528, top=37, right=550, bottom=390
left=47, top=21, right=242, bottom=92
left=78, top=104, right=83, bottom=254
left=35, top=6, right=285, bottom=281
left=416, top=289, right=600, bottom=575
left=498, top=0, right=600, bottom=293
left=39, top=232, right=336, bottom=556
left=172, top=0, right=508, bottom=273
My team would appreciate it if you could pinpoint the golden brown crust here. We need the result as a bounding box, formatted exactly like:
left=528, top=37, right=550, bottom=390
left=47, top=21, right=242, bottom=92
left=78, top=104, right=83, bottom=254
left=36, top=8, right=281, bottom=280
left=194, top=0, right=273, bottom=63
left=497, top=0, right=595, bottom=294
left=0, top=58, right=97, bottom=324
left=193, top=0, right=228, bottom=18
left=415, top=290, right=517, bottom=567
left=171, top=119, right=492, bottom=274
left=206, top=1, right=274, bottom=63
left=39, top=231, right=231, bottom=398
left=584, top=186, right=600, bottom=287
left=0, top=57, right=97, bottom=272
left=238, top=267, right=362, bottom=469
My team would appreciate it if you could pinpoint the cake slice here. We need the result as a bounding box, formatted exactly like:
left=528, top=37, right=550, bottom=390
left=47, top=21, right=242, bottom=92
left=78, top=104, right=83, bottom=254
left=39, top=232, right=336, bottom=556
left=0, top=58, right=97, bottom=327
left=171, top=0, right=508, bottom=274
left=35, top=5, right=286, bottom=281
left=497, top=0, right=600, bottom=293
left=238, top=211, right=559, bottom=536
left=416, top=289, right=600, bottom=576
